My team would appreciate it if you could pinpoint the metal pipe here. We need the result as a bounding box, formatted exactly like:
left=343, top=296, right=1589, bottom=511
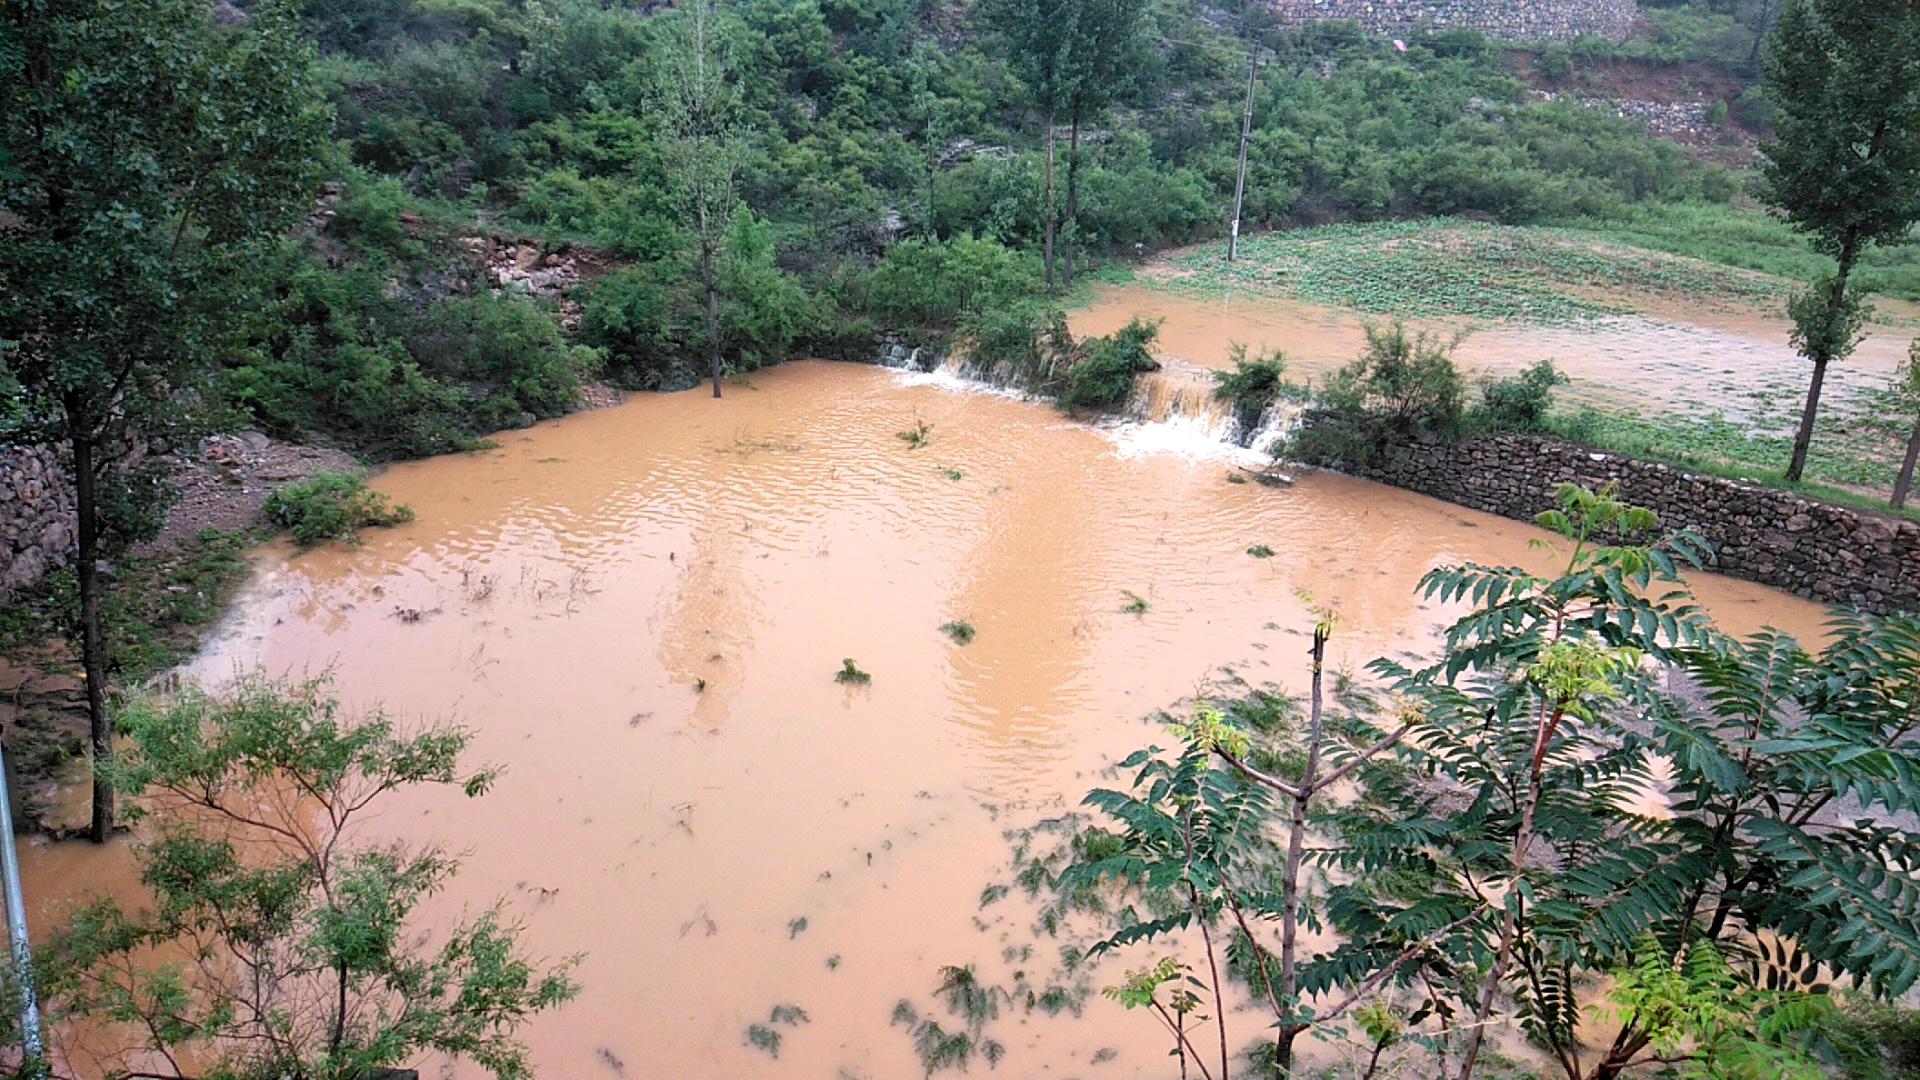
left=0, top=737, right=45, bottom=1066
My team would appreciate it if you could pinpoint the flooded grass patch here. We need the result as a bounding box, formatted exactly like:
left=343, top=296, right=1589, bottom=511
left=0, top=526, right=261, bottom=682
left=1549, top=400, right=1920, bottom=521
left=1162, top=220, right=1789, bottom=323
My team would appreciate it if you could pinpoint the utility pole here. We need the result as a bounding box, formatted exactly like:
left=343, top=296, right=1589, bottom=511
left=1227, top=42, right=1259, bottom=262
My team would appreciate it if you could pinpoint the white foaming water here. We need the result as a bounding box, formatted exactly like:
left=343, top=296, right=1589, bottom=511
left=889, top=366, right=1038, bottom=402
left=892, top=350, right=1300, bottom=466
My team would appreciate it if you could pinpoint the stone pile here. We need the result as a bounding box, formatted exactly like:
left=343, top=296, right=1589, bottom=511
left=1354, top=432, right=1920, bottom=614
left=1533, top=91, right=1721, bottom=137
left=1272, top=0, right=1638, bottom=42
left=486, top=241, right=585, bottom=331
left=1592, top=97, right=1716, bottom=135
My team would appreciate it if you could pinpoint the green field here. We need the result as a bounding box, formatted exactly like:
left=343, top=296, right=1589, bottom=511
left=1160, top=218, right=1794, bottom=323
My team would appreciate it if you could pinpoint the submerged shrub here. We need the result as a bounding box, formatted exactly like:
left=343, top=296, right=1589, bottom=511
left=1287, top=321, right=1465, bottom=468
left=265, top=472, right=415, bottom=547
left=834, top=658, right=872, bottom=684
left=1471, top=359, right=1567, bottom=433
left=897, top=418, right=933, bottom=448
left=1061, top=318, right=1160, bottom=411
left=1213, top=344, right=1292, bottom=433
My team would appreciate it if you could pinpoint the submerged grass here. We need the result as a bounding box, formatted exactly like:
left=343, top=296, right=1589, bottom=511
left=940, top=620, right=976, bottom=645
left=1565, top=202, right=1920, bottom=304
left=1163, top=219, right=1791, bottom=323
left=0, top=527, right=261, bottom=682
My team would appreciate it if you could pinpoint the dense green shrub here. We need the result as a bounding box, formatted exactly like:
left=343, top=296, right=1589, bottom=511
left=405, top=292, right=599, bottom=425
left=1287, top=322, right=1465, bottom=467
left=264, top=471, right=415, bottom=547
left=958, top=302, right=1070, bottom=388
left=229, top=252, right=602, bottom=458
left=1469, top=359, right=1567, bottom=433
left=1534, top=43, right=1573, bottom=82
left=867, top=235, right=1039, bottom=328
left=578, top=265, right=673, bottom=368
left=712, top=213, right=823, bottom=370
left=1061, top=318, right=1159, bottom=411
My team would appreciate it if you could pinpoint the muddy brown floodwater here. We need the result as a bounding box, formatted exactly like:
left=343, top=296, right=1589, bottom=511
left=21, top=362, right=1831, bottom=1079
left=1071, top=282, right=1915, bottom=424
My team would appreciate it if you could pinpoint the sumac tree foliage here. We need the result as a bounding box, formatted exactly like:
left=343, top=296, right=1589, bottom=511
left=1037, top=483, right=1920, bottom=1079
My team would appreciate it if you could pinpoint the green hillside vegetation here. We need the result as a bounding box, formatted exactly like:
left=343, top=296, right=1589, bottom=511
left=184, top=0, right=1894, bottom=457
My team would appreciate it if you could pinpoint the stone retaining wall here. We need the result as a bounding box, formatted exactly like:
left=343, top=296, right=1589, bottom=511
left=0, top=446, right=75, bottom=596
left=1353, top=432, right=1920, bottom=614
left=1273, top=0, right=1639, bottom=42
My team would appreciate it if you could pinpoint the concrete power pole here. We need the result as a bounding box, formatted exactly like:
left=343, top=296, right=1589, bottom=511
left=1227, top=43, right=1259, bottom=262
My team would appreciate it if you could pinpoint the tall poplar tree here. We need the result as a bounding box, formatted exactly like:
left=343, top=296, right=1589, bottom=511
left=655, top=0, right=747, bottom=399
left=981, top=0, right=1075, bottom=293
left=1759, top=0, right=1920, bottom=482
left=1058, top=0, right=1147, bottom=288
left=0, top=0, right=328, bottom=842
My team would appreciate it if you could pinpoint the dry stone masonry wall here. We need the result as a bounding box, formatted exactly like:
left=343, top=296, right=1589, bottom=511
left=1272, top=0, right=1639, bottom=42
left=1354, top=433, right=1920, bottom=615
left=0, top=446, right=75, bottom=596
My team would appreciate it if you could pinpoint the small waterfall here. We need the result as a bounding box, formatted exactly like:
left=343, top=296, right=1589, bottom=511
left=877, top=342, right=924, bottom=370
left=891, top=346, right=1297, bottom=464
left=1126, top=359, right=1237, bottom=438
left=1240, top=399, right=1297, bottom=458
left=1120, top=357, right=1298, bottom=459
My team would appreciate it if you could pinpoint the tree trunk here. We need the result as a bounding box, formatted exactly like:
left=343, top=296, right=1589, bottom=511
left=1275, top=625, right=1329, bottom=1076
left=1043, top=111, right=1056, bottom=294
left=1064, top=97, right=1081, bottom=290
left=1785, top=356, right=1830, bottom=483
left=1894, top=417, right=1920, bottom=509
left=73, top=433, right=113, bottom=844
left=703, top=241, right=722, bottom=399
left=1786, top=248, right=1855, bottom=482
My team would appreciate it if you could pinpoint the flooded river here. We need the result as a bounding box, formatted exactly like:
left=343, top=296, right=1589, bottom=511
left=21, top=361, right=1830, bottom=1078
left=1070, top=281, right=1915, bottom=425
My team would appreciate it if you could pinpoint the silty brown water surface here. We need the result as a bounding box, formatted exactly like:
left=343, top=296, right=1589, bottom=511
left=1070, top=282, right=1916, bottom=423
left=22, top=361, right=1832, bottom=1078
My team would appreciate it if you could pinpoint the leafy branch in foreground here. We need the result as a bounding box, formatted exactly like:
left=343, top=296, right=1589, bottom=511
left=20, top=674, right=579, bottom=1080
left=1018, top=482, right=1920, bottom=1080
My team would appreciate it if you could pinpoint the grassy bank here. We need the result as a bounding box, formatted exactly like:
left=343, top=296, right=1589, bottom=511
left=1160, top=218, right=1792, bottom=323
left=1565, top=202, right=1920, bottom=305
left=1545, top=406, right=1920, bottom=523
left=0, top=527, right=261, bottom=682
